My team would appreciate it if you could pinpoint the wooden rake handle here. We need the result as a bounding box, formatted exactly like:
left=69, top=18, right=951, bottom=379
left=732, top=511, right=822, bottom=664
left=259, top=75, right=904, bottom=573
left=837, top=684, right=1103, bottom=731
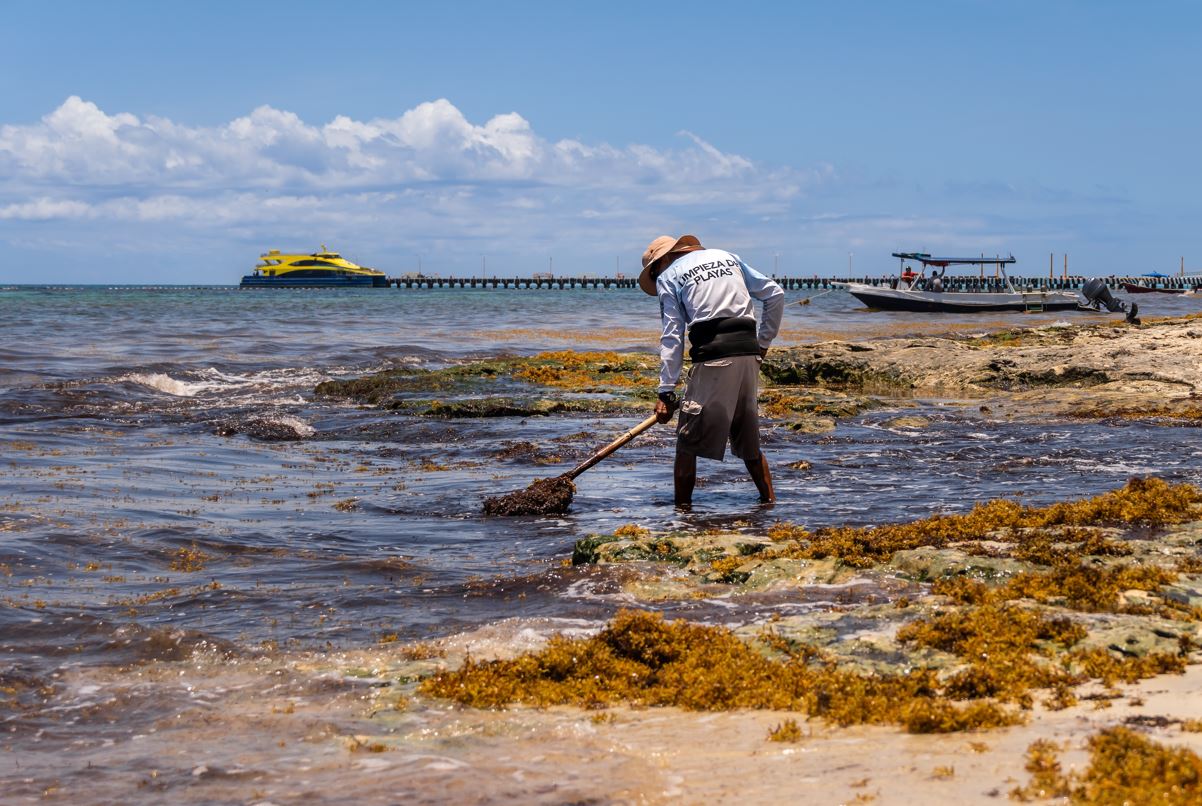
left=565, top=414, right=660, bottom=481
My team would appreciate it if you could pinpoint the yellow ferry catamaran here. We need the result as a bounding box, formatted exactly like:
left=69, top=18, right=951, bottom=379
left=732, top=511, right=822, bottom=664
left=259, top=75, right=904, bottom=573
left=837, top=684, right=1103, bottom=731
left=239, top=247, right=390, bottom=288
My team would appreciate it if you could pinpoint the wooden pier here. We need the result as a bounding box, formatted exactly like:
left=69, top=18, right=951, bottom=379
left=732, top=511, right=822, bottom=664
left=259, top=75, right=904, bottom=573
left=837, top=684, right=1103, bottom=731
left=384, top=275, right=1188, bottom=292
left=389, top=275, right=640, bottom=289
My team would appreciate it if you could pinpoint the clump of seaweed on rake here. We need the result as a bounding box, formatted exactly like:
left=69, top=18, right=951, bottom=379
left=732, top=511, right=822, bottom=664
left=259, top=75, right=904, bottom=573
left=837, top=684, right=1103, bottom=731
left=481, top=476, right=576, bottom=516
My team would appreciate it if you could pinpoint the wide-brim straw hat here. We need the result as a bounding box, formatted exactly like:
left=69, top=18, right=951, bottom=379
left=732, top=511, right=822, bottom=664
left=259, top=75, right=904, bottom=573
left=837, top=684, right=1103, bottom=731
left=639, top=235, right=702, bottom=296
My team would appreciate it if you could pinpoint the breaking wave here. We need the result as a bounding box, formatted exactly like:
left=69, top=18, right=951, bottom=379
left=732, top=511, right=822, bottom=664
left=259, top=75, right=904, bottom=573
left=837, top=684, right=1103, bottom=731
left=123, top=366, right=336, bottom=406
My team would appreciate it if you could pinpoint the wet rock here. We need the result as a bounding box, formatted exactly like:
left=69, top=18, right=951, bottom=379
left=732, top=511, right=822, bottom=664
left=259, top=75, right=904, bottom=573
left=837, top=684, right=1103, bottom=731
left=420, top=397, right=634, bottom=418
left=761, top=346, right=912, bottom=391
left=316, top=351, right=657, bottom=411
left=787, top=417, right=837, bottom=434
left=881, top=415, right=931, bottom=430
left=1071, top=614, right=1199, bottom=659
left=573, top=531, right=774, bottom=568
left=573, top=531, right=857, bottom=593
left=708, top=557, right=852, bottom=589
left=1159, top=575, right=1202, bottom=609
left=744, top=617, right=840, bottom=652
left=758, top=388, right=886, bottom=419
left=619, top=572, right=716, bottom=602
left=972, top=361, right=1114, bottom=391
left=571, top=534, right=621, bottom=565
left=886, top=547, right=1029, bottom=582
left=826, top=633, right=962, bottom=676
left=323, top=318, right=1202, bottom=423
left=741, top=605, right=962, bottom=675
left=214, top=416, right=314, bottom=441
left=764, top=316, right=1202, bottom=419
left=315, top=369, right=433, bottom=405
left=785, top=460, right=813, bottom=472
left=329, top=391, right=642, bottom=418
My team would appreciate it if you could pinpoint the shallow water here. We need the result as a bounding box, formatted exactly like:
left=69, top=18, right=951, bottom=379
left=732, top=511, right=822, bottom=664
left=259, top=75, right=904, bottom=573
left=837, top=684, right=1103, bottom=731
left=3, top=284, right=1202, bottom=801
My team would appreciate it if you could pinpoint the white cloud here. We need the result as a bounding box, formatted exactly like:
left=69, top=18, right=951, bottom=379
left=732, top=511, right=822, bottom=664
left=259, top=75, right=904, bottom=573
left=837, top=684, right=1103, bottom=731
left=0, top=197, right=93, bottom=220
left=0, top=96, right=798, bottom=197
left=4, top=95, right=1084, bottom=279
left=0, top=96, right=843, bottom=278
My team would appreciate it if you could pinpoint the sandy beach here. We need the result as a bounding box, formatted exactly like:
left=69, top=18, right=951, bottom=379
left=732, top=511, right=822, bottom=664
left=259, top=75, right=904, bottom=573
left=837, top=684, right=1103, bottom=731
left=12, top=630, right=1202, bottom=804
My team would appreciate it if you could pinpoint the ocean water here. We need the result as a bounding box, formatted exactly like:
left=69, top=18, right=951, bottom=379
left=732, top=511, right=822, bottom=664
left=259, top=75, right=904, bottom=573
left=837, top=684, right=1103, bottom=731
left=3, top=284, right=1202, bottom=801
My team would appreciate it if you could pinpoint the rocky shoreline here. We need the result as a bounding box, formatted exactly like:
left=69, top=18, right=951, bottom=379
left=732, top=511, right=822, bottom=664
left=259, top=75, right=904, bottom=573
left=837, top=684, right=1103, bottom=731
left=389, top=479, right=1202, bottom=801
left=316, top=315, right=1202, bottom=429
left=427, top=478, right=1202, bottom=711
left=763, top=313, right=1202, bottom=421
left=286, top=315, right=1202, bottom=801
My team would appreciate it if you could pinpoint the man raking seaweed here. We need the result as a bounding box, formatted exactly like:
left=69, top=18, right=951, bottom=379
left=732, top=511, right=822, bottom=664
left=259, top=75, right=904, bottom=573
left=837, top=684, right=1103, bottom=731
left=483, top=234, right=785, bottom=516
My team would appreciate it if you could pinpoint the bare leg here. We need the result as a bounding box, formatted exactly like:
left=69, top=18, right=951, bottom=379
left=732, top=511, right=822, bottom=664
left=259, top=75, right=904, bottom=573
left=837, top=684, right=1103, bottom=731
left=744, top=452, right=775, bottom=503
left=674, top=448, right=696, bottom=508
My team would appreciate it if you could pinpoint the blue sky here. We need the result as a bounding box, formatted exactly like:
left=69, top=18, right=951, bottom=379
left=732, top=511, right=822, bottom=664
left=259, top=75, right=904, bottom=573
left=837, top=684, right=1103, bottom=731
left=1, top=0, right=1199, bottom=282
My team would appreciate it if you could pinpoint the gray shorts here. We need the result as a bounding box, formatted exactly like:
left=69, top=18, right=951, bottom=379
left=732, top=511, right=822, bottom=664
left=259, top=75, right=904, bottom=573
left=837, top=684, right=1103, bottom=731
left=676, top=354, right=762, bottom=461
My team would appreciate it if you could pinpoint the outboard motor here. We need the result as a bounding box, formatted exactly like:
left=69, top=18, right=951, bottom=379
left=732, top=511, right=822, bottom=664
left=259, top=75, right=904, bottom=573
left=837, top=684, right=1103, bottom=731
left=1081, top=278, right=1140, bottom=323
left=1081, top=278, right=1122, bottom=311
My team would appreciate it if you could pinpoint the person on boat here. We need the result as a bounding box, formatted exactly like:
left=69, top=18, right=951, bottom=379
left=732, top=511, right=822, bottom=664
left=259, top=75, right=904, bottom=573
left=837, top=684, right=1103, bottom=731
left=639, top=235, right=785, bottom=508
left=929, top=268, right=945, bottom=293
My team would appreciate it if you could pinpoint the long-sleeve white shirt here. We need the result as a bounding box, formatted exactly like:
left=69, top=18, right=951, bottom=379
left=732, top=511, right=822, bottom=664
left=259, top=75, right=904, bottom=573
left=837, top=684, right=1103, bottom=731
left=655, top=248, right=785, bottom=392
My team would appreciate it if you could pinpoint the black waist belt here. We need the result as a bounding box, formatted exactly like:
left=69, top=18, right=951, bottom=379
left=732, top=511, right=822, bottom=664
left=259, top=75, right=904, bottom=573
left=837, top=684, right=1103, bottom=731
left=688, top=316, right=760, bottom=362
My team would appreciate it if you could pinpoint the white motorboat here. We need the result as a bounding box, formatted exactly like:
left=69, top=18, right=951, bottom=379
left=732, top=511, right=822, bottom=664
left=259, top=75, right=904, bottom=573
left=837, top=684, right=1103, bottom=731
left=840, top=253, right=1125, bottom=316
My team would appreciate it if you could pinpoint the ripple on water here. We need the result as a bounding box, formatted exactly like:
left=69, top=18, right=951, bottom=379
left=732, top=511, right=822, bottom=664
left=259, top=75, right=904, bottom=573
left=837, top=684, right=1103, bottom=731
left=6, top=287, right=1202, bottom=783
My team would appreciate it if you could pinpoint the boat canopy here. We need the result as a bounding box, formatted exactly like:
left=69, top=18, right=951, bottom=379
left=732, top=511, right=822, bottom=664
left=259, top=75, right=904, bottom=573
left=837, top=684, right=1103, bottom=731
left=892, top=252, right=1016, bottom=268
